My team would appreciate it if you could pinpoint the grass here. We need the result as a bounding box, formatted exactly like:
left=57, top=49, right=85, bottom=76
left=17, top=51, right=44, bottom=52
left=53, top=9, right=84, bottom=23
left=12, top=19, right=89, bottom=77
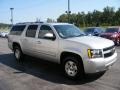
left=0, top=28, right=10, bottom=32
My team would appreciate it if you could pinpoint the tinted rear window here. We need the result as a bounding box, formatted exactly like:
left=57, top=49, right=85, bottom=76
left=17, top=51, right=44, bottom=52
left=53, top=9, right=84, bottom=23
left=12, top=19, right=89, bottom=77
left=10, top=25, right=26, bottom=35
left=26, top=25, right=38, bottom=38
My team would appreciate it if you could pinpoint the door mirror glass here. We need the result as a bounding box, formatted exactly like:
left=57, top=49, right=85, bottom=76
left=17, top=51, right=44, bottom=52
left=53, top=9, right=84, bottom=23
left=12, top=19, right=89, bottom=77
left=94, top=31, right=99, bottom=36
left=44, top=33, right=56, bottom=40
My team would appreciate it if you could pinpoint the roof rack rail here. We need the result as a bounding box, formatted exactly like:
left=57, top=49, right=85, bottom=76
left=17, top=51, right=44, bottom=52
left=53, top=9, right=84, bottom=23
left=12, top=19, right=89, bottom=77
left=16, top=21, right=44, bottom=24
left=35, top=21, right=44, bottom=23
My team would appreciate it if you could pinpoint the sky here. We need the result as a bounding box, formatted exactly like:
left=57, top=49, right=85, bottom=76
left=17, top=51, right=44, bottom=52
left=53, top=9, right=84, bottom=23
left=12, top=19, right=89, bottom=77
left=0, top=0, right=120, bottom=24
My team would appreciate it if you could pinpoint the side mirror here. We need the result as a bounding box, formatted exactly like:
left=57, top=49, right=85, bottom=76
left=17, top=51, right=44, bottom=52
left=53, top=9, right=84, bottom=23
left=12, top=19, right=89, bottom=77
left=94, top=31, right=99, bottom=35
left=88, top=34, right=92, bottom=36
left=44, top=33, right=56, bottom=40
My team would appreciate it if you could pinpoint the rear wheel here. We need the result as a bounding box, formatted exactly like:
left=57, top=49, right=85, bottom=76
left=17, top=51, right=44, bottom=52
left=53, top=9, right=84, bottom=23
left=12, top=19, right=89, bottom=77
left=13, top=45, right=24, bottom=62
left=62, top=56, right=84, bottom=79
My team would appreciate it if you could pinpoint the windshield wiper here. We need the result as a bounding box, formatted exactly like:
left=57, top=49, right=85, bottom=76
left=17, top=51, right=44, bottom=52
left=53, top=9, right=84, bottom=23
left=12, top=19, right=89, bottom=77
left=63, top=34, right=85, bottom=39
left=75, top=34, right=85, bottom=37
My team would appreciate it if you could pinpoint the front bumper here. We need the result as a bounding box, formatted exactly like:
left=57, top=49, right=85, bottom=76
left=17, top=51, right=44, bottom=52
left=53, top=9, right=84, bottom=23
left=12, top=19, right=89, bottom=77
left=84, top=52, right=117, bottom=73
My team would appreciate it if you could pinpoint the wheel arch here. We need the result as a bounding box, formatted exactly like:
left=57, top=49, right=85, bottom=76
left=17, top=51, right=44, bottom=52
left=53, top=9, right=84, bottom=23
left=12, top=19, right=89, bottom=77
left=60, top=51, right=85, bottom=71
left=12, top=42, right=21, bottom=50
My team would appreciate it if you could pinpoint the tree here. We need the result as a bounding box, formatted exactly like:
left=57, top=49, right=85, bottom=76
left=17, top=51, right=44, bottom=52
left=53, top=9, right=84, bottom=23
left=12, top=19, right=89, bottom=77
left=92, top=10, right=102, bottom=26
left=47, top=18, right=56, bottom=23
left=57, top=6, right=118, bottom=27
left=57, top=14, right=68, bottom=22
left=101, top=6, right=115, bottom=26
left=114, top=8, right=120, bottom=25
left=85, top=12, right=93, bottom=26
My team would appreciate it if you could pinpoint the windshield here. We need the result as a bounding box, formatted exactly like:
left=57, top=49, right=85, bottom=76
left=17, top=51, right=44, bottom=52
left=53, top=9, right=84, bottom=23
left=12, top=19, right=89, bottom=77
left=54, top=25, right=85, bottom=38
left=105, top=28, right=118, bottom=33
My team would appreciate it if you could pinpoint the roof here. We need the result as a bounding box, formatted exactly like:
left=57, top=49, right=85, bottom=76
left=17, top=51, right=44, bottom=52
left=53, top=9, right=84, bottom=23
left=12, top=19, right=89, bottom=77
left=16, top=22, right=71, bottom=26
left=48, top=23, right=72, bottom=25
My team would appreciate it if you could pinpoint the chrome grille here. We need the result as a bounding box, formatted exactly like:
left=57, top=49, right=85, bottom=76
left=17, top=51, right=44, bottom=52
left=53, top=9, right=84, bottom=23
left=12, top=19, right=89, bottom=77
left=103, top=45, right=115, bottom=58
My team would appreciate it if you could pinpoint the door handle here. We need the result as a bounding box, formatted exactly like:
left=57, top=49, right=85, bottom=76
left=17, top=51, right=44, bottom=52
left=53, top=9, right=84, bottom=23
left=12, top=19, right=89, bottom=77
left=37, top=41, right=41, bottom=44
left=24, top=38, right=28, bottom=41
left=24, top=38, right=27, bottom=40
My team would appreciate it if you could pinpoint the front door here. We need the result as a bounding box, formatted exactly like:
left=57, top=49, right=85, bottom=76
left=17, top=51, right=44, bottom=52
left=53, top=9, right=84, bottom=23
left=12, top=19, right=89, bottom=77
left=35, top=25, right=58, bottom=61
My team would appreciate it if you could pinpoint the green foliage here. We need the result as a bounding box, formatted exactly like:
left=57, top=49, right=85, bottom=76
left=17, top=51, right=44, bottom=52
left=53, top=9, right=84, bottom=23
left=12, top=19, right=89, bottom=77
left=0, top=23, right=10, bottom=29
left=57, top=6, right=120, bottom=27
left=47, top=18, right=56, bottom=23
left=0, top=23, right=10, bottom=32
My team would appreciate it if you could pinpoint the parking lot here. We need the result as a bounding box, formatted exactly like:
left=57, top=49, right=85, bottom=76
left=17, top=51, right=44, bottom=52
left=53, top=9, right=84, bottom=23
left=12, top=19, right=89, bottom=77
left=0, top=38, right=120, bottom=90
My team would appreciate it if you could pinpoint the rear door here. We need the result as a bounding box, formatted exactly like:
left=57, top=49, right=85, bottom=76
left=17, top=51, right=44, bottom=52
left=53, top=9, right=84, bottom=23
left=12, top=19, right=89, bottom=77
left=22, top=25, right=38, bottom=55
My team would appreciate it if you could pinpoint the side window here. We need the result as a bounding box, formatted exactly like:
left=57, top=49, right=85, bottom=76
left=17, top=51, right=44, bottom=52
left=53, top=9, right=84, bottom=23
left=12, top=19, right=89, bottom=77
left=10, top=25, right=26, bottom=35
left=26, top=25, right=38, bottom=37
left=38, top=25, right=54, bottom=39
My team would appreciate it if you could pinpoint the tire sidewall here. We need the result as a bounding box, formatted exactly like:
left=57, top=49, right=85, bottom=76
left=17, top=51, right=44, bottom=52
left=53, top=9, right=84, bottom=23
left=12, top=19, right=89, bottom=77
left=62, top=56, right=84, bottom=79
left=14, top=46, right=23, bottom=62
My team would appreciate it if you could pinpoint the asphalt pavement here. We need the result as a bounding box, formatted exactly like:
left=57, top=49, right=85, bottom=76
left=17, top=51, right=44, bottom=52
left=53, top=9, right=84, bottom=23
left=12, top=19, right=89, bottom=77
left=0, top=38, right=120, bottom=90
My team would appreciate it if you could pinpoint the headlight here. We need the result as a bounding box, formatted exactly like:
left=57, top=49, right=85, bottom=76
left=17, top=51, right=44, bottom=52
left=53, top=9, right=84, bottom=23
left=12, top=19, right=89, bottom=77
left=87, top=49, right=103, bottom=58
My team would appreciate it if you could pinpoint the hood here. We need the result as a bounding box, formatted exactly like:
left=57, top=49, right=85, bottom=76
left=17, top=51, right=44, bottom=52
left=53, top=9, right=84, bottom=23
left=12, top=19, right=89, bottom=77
left=66, top=36, right=114, bottom=49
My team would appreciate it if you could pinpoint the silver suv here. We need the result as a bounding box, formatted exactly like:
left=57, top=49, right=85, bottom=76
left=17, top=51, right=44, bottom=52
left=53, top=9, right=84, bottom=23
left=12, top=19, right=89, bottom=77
left=8, top=22, right=117, bottom=79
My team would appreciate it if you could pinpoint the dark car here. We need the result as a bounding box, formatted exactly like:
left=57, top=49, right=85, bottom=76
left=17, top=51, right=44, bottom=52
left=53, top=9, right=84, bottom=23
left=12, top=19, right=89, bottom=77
left=100, top=27, right=120, bottom=45
left=84, top=27, right=104, bottom=36
left=0, top=32, right=1, bottom=37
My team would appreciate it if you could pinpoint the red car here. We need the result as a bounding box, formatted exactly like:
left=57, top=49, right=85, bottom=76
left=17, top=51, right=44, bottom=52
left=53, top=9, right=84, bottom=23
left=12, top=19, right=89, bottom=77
left=100, top=27, right=120, bottom=45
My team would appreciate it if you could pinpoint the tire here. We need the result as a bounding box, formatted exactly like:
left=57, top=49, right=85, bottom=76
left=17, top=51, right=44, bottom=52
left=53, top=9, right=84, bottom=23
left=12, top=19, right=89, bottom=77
left=62, top=56, right=84, bottom=79
left=116, top=39, right=120, bottom=46
left=13, top=45, right=24, bottom=62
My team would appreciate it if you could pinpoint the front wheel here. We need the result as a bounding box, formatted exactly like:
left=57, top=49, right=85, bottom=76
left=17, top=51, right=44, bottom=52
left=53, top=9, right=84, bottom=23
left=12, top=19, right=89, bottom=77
left=62, top=56, right=84, bottom=79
